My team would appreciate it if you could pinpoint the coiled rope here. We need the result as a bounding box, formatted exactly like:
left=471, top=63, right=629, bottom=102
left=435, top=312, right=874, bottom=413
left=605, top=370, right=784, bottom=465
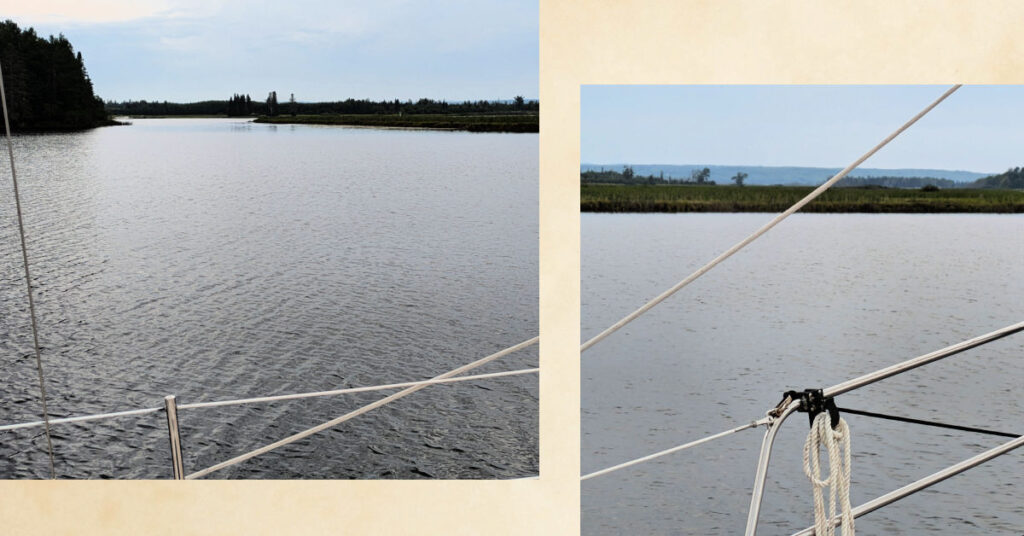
left=803, top=413, right=853, bottom=536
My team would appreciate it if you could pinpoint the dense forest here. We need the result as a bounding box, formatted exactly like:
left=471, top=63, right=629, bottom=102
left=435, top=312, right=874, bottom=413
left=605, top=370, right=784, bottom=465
left=970, top=167, right=1024, bottom=189
left=583, top=166, right=1024, bottom=190
left=106, top=95, right=539, bottom=117
left=0, top=20, right=111, bottom=131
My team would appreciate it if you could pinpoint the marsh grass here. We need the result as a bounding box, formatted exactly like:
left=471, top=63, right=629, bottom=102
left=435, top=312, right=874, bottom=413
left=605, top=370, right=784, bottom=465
left=580, top=184, right=1024, bottom=213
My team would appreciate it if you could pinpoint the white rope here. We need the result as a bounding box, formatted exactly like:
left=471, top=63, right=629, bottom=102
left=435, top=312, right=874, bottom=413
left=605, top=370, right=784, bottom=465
left=803, top=413, right=854, bottom=536
left=0, top=59, right=57, bottom=478
left=580, top=85, right=962, bottom=353
left=186, top=336, right=539, bottom=479
left=791, top=433, right=1024, bottom=536
left=0, top=367, right=539, bottom=432
left=0, top=407, right=162, bottom=433
left=581, top=418, right=769, bottom=481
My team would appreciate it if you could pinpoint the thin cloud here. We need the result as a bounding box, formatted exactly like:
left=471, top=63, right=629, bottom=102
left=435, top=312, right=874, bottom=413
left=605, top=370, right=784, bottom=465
left=0, top=0, right=171, bottom=24
left=6, top=0, right=537, bottom=102
left=156, top=34, right=204, bottom=52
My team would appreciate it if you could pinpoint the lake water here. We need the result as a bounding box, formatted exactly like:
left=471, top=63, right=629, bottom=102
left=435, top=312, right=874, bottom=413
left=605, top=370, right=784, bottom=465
left=583, top=213, right=1023, bottom=534
left=0, top=118, right=537, bottom=479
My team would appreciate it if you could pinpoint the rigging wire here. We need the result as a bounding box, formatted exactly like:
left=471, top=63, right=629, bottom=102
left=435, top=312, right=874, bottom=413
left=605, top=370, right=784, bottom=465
left=0, top=366, right=539, bottom=433
left=0, top=92, right=539, bottom=473
left=837, top=407, right=1020, bottom=439
left=0, top=59, right=56, bottom=479
left=582, top=321, right=1024, bottom=492
left=581, top=418, right=768, bottom=481
left=178, top=366, right=539, bottom=410
left=581, top=85, right=962, bottom=353
left=186, top=336, right=539, bottom=479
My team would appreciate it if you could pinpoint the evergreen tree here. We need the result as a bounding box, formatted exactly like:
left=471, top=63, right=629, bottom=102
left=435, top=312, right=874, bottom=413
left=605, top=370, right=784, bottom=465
left=0, top=20, right=109, bottom=131
left=266, top=91, right=278, bottom=116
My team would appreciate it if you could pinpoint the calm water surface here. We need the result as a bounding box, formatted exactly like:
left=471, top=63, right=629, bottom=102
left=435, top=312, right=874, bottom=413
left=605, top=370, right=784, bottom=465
left=0, top=118, right=537, bottom=479
left=583, top=213, right=1023, bottom=534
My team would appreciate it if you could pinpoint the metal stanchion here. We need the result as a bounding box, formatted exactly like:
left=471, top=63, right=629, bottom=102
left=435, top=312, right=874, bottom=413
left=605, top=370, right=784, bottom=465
left=164, top=395, right=185, bottom=479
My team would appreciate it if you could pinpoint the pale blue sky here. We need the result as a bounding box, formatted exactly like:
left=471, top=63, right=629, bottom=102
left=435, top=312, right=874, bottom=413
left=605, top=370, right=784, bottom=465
left=6, top=0, right=538, bottom=102
left=582, top=85, right=1024, bottom=173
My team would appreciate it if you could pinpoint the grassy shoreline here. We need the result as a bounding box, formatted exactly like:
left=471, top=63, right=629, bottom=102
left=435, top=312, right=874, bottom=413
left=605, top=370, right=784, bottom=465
left=581, top=184, right=1024, bottom=213
left=252, top=113, right=538, bottom=132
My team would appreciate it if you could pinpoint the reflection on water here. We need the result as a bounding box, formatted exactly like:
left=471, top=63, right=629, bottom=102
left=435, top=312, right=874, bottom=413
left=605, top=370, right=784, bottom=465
left=0, top=118, right=537, bottom=479
left=583, top=213, right=1023, bottom=534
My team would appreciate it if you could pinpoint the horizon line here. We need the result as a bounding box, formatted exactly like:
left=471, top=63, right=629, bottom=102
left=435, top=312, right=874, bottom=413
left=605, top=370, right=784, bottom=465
left=105, top=96, right=541, bottom=104
left=580, top=162, right=998, bottom=175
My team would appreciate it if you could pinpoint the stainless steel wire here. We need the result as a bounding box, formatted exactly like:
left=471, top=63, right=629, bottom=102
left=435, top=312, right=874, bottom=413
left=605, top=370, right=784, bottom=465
left=0, top=58, right=56, bottom=478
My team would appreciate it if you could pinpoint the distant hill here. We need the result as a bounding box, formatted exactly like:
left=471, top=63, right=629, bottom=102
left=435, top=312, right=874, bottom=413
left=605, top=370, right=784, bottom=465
left=969, top=167, right=1024, bottom=189
left=0, top=20, right=111, bottom=131
left=580, top=163, right=990, bottom=186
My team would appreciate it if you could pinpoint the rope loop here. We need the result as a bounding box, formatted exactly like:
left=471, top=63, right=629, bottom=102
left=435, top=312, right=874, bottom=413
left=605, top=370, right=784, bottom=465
left=803, top=412, right=854, bottom=536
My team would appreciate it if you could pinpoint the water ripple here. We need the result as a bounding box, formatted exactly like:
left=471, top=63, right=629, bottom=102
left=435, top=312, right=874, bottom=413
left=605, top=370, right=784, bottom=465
left=1, top=118, right=538, bottom=479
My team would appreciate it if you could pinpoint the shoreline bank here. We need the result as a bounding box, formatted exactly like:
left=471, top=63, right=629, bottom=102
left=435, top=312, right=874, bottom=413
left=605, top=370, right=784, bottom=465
left=253, top=113, right=538, bottom=133
left=581, top=184, right=1024, bottom=213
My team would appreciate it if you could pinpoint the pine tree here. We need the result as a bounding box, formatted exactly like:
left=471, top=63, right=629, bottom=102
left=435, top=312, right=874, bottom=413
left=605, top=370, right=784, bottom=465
left=266, top=91, right=278, bottom=116
left=0, top=20, right=108, bottom=130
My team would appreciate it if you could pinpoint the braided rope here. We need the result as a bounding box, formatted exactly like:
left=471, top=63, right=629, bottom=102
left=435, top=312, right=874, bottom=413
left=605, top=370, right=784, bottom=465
left=803, top=413, right=854, bottom=536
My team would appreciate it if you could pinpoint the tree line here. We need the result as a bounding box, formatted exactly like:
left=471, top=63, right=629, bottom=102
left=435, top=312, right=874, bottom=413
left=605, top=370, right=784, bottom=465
left=0, top=20, right=110, bottom=131
left=581, top=166, right=749, bottom=186
left=970, top=167, right=1024, bottom=189
left=823, top=172, right=1023, bottom=189
left=107, top=95, right=539, bottom=117
left=226, top=93, right=253, bottom=116
left=583, top=167, right=1024, bottom=190
left=834, top=176, right=958, bottom=189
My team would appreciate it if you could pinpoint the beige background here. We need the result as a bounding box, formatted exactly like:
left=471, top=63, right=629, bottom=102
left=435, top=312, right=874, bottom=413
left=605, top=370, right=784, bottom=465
left=5, top=0, right=1024, bottom=533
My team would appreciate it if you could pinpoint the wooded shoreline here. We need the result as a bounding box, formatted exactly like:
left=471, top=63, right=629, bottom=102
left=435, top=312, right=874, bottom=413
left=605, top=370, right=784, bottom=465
left=252, top=113, right=538, bottom=133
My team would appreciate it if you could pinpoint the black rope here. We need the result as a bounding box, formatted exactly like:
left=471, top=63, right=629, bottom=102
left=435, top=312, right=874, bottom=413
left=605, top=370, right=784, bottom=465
left=837, top=407, right=1021, bottom=439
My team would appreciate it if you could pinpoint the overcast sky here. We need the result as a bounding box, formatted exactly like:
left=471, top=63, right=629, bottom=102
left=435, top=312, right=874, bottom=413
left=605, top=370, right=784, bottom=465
left=2, top=0, right=538, bottom=102
left=582, top=85, right=1024, bottom=173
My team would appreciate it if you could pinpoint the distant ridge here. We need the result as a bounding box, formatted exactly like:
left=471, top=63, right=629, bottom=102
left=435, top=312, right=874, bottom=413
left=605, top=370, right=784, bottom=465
left=580, top=163, right=990, bottom=186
